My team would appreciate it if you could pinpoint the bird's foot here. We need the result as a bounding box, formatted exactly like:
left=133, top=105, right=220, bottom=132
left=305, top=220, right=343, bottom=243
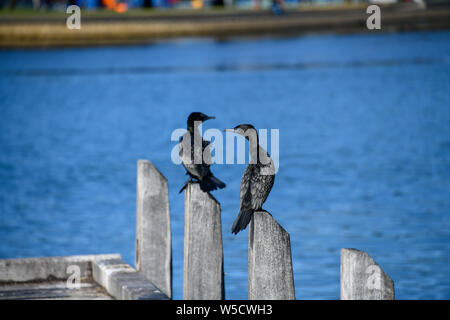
left=257, top=208, right=272, bottom=217
left=179, top=177, right=198, bottom=193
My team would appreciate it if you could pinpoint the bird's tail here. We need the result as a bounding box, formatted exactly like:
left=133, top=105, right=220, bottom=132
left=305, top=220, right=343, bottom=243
left=199, top=174, right=226, bottom=193
left=231, top=210, right=253, bottom=234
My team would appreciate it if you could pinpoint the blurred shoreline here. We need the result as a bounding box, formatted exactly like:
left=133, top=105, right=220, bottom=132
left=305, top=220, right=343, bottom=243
left=1, top=3, right=450, bottom=48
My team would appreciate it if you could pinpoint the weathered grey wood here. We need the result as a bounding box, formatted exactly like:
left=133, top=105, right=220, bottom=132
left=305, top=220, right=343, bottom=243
left=135, top=159, right=172, bottom=299
left=248, top=211, right=295, bottom=300
left=93, top=258, right=169, bottom=300
left=0, top=254, right=121, bottom=283
left=0, top=281, right=113, bottom=300
left=0, top=253, right=168, bottom=300
left=183, top=183, right=224, bottom=300
left=340, top=248, right=394, bottom=300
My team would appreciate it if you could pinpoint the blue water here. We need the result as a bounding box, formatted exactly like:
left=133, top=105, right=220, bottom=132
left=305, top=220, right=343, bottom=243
left=1, top=31, right=450, bottom=300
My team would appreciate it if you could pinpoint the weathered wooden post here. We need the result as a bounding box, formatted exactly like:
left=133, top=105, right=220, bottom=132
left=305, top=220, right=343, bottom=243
left=248, top=211, right=295, bottom=300
left=136, top=160, right=172, bottom=299
left=340, top=248, right=394, bottom=300
left=183, top=183, right=225, bottom=300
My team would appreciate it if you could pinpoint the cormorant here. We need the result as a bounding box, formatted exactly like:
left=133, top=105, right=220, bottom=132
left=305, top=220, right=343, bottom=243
left=225, top=124, right=276, bottom=234
left=179, top=112, right=226, bottom=193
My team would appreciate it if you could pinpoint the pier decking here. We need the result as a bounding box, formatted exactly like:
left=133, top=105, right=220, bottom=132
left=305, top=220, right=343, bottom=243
left=0, top=254, right=169, bottom=300
left=0, top=280, right=112, bottom=300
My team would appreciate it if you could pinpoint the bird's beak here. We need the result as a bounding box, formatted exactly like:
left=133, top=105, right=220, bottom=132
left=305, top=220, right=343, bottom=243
left=206, top=116, right=216, bottom=121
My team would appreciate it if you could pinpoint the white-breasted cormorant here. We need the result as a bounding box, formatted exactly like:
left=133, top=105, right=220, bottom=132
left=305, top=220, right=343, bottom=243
left=225, top=124, right=275, bottom=234
left=179, top=112, right=226, bottom=193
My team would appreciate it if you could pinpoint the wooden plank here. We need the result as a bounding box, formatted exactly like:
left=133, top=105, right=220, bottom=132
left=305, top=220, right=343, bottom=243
left=0, top=281, right=112, bottom=300
left=248, top=211, right=295, bottom=300
left=340, top=248, right=394, bottom=300
left=135, top=159, right=172, bottom=298
left=0, top=254, right=121, bottom=283
left=93, top=258, right=169, bottom=300
left=183, top=183, right=224, bottom=300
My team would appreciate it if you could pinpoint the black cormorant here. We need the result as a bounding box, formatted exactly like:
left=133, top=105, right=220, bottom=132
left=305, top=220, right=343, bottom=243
left=179, top=112, right=226, bottom=193
left=225, top=124, right=276, bottom=234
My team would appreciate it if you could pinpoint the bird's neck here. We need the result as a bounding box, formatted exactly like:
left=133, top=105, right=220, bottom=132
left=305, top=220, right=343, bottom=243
left=187, top=124, right=203, bottom=150
left=187, top=122, right=199, bottom=136
left=248, top=134, right=260, bottom=164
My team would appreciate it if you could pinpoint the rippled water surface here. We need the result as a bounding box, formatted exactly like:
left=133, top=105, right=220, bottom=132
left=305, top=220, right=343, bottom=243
left=1, top=31, right=450, bottom=299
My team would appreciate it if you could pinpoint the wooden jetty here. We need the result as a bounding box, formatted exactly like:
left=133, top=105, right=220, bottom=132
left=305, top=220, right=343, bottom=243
left=340, top=248, right=394, bottom=300
left=0, top=160, right=173, bottom=300
left=0, top=254, right=168, bottom=300
left=183, top=183, right=224, bottom=300
left=0, top=159, right=395, bottom=300
left=249, top=211, right=295, bottom=300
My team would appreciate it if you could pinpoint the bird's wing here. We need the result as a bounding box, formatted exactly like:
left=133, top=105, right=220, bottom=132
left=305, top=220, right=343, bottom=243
left=239, top=165, right=253, bottom=212
left=179, top=132, right=212, bottom=180
left=179, top=133, right=192, bottom=164
left=202, top=140, right=213, bottom=167
left=250, top=166, right=275, bottom=211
